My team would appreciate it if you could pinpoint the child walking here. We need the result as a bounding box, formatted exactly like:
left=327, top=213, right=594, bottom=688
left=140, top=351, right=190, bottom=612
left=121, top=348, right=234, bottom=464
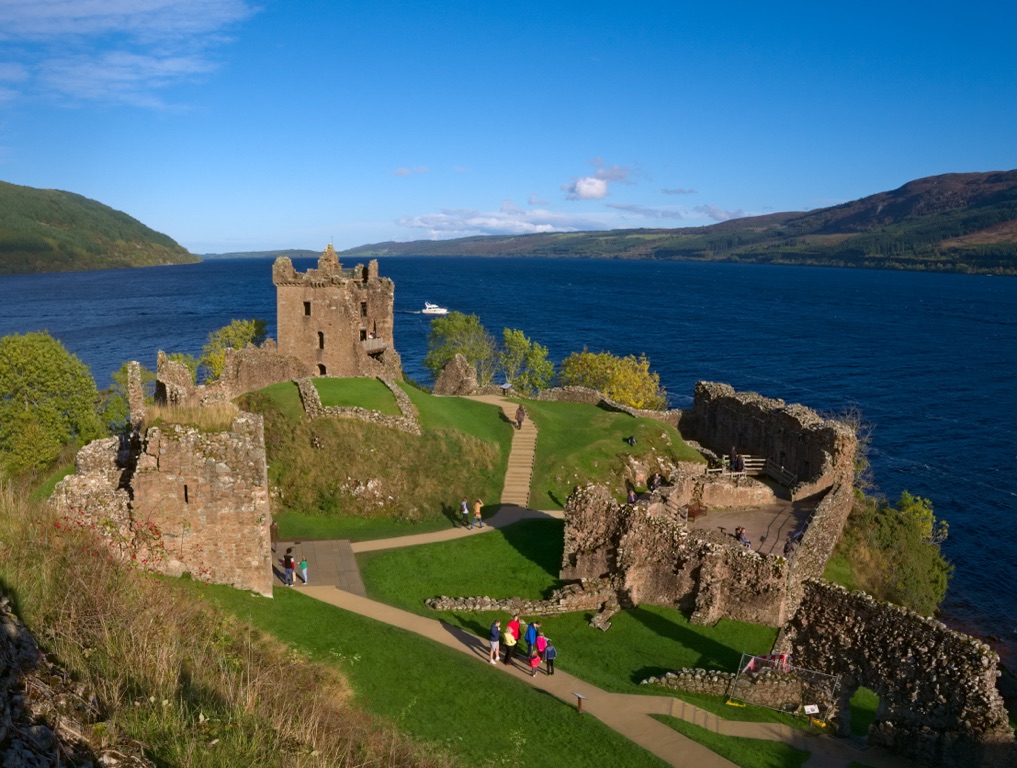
left=299, top=556, right=308, bottom=584
left=528, top=647, right=541, bottom=677
left=543, top=640, right=557, bottom=675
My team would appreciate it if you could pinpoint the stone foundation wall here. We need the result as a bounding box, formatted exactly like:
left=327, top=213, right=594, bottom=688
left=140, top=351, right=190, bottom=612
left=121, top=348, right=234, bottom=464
left=776, top=580, right=1014, bottom=767
left=294, top=377, right=421, bottom=435
left=51, top=414, right=273, bottom=597
left=537, top=386, right=681, bottom=428
left=678, top=381, right=856, bottom=498
left=425, top=578, right=622, bottom=619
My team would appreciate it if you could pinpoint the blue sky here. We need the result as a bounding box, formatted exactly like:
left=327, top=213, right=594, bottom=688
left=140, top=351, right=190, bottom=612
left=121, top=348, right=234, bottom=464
left=1, top=1, right=1015, bottom=254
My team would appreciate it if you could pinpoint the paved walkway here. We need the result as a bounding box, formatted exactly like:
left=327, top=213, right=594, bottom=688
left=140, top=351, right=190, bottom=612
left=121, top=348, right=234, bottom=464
left=286, top=394, right=916, bottom=768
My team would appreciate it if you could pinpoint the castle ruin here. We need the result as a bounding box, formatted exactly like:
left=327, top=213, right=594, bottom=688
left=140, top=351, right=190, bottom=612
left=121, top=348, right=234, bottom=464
left=272, top=245, right=402, bottom=379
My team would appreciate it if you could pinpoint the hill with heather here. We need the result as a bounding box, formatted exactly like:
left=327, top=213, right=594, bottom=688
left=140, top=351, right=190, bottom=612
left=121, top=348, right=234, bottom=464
left=0, top=180, right=197, bottom=275
left=346, top=170, right=1017, bottom=274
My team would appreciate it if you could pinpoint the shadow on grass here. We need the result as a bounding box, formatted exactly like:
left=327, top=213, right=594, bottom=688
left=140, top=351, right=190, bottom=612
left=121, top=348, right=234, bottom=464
left=440, top=502, right=459, bottom=528
left=628, top=606, right=743, bottom=673
left=499, top=519, right=566, bottom=587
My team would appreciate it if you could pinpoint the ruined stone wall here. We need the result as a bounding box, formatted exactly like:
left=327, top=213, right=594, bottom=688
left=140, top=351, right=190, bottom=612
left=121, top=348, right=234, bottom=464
left=51, top=415, right=273, bottom=597
left=273, top=247, right=402, bottom=380
left=294, top=377, right=421, bottom=435
left=561, top=484, right=790, bottom=627
left=776, top=580, right=1014, bottom=768
left=425, top=578, right=622, bottom=619
left=679, top=381, right=857, bottom=498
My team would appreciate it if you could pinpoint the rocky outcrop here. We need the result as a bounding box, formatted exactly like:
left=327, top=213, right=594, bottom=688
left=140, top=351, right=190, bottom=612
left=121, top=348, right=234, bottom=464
left=433, top=354, right=478, bottom=396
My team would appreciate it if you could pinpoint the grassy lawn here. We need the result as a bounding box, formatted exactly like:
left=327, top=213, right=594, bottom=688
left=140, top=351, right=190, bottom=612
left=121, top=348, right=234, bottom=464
left=396, top=382, right=513, bottom=449
left=273, top=508, right=470, bottom=542
left=358, top=519, right=778, bottom=695
left=668, top=690, right=825, bottom=735
left=521, top=399, right=704, bottom=509
left=202, top=584, right=671, bottom=768
left=313, top=377, right=402, bottom=414
left=849, top=686, right=879, bottom=736
left=243, top=380, right=305, bottom=421
left=651, top=715, right=810, bottom=768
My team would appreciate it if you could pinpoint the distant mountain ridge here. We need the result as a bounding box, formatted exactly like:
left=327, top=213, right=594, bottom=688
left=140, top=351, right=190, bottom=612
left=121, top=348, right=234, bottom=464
left=345, top=170, right=1017, bottom=274
left=0, top=180, right=197, bottom=275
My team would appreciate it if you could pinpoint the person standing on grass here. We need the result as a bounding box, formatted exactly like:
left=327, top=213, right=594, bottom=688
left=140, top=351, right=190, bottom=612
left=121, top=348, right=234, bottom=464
left=488, top=619, right=501, bottom=664
left=471, top=498, right=485, bottom=529
left=460, top=497, right=470, bottom=528
left=299, top=556, right=308, bottom=585
left=544, top=640, right=557, bottom=675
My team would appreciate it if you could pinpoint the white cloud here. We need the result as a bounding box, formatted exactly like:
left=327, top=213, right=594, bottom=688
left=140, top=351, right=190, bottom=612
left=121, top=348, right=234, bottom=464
left=0, top=0, right=255, bottom=106
left=693, top=204, right=746, bottom=222
left=563, top=176, right=609, bottom=200
left=396, top=202, right=610, bottom=239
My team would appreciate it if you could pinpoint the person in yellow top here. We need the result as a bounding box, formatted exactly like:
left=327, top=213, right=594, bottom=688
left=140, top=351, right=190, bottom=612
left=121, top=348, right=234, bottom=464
left=470, top=498, right=485, bottom=529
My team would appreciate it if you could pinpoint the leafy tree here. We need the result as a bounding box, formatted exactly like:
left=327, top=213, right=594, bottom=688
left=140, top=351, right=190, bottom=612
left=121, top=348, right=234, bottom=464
left=558, top=350, right=667, bottom=409
left=0, top=332, right=102, bottom=477
left=200, top=319, right=267, bottom=382
left=99, top=362, right=155, bottom=432
left=500, top=328, right=554, bottom=395
left=423, top=312, right=497, bottom=386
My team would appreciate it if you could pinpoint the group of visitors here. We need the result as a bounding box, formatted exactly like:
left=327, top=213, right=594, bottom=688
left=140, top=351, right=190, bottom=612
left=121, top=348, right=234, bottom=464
left=489, top=614, right=557, bottom=676
left=280, top=547, right=309, bottom=586
left=459, top=497, right=486, bottom=529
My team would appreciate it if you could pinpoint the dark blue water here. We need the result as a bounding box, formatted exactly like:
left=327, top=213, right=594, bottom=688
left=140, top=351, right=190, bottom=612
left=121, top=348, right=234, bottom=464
left=2, top=257, right=1015, bottom=662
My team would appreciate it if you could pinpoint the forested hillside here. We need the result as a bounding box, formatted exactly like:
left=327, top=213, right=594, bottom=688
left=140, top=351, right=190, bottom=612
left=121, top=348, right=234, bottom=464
left=346, top=170, right=1017, bottom=274
left=0, top=180, right=197, bottom=274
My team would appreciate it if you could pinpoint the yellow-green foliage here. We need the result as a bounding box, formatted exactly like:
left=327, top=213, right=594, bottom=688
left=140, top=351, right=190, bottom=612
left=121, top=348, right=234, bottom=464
left=559, top=350, right=667, bottom=409
left=200, top=319, right=267, bottom=382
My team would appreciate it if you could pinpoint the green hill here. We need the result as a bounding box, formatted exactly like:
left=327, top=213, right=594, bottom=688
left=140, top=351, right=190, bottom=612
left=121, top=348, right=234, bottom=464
left=0, top=180, right=198, bottom=274
left=345, top=170, right=1017, bottom=274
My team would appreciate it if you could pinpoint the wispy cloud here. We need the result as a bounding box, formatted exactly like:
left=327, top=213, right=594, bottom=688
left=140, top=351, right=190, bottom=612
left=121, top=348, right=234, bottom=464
left=562, top=158, right=638, bottom=200
left=392, top=165, right=430, bottom=176
left=693, top=204, right=746, bottom=222
left=606, top=202, right=686, bottom=220
left=0, top=0, right=256, bottom=107
left=661, top=187, right=696, bottom=195
left=396, top=200, right=610, bottom=238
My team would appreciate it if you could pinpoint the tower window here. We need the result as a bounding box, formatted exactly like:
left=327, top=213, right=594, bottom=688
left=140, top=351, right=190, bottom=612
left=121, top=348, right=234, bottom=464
left=360, top=301, right=368, bottom=317
left=303, top=301, right=311, bottom=316
left=318, top=331, right=325, bottom=349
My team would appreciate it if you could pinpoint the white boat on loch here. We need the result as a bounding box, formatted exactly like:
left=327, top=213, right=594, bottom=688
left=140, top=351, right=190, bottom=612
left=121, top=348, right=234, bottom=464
left=421, top=302, right=448, bottom=315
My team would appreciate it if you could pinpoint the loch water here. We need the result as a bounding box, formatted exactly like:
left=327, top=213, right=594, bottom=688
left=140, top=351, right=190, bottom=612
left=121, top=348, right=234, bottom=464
left=1, top=256, right=1015, bottom=664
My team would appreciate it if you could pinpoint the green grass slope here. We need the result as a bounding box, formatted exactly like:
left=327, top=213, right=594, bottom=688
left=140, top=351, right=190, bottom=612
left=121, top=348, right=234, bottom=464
left=0, top=180, right=197, bottom=274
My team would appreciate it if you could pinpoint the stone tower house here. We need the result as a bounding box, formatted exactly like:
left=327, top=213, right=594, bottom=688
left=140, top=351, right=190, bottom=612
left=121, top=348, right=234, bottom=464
left=272, top=245, right=402, bottom=379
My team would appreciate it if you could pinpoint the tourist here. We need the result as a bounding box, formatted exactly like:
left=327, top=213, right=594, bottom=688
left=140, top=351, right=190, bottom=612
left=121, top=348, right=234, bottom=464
left=488, top=619, right=501, bottom=664
left=627, top=486, right=637, bottom=504
left=281, top=547, right=295, bottom=586
left=648, top=471, right=662, bottom=491
left=269, top=520, right=279, bottom=553
left=528, top=647, right=541, bottom=677
left=460, top=497, right=470, bottom=528
left=471, top=498, right=485, bottom=529
left=524, top=619, right=540, bottom=655
left=505, top=614, right=521, bottom=665
left=736, top=527, right=752, bottom=548
left=543, top=639, right=557, bottom=675
left=502, top=624, right=517, bottom=666
left=299, top=555, right=308, bottom=585
left=536, top=630, right=548, bottom=660
left=515, top=404, right=526, bottom=430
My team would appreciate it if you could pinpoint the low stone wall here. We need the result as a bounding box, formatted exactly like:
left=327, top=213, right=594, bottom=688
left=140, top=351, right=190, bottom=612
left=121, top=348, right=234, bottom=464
left=640, top=667, right=837, bottom=719
left=425, top=578, right=622, bottom=620
left=537, top=386, right=681, bottom=428
left=776, top=580, right=1015, bottom=767
left=294, top=377, right=421, bottom=435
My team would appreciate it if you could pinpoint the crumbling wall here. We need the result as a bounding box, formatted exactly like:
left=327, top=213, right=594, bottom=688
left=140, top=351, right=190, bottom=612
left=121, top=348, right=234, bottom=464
left=560, top=484, right=790, bottom=626
left=51, top=414, right=273, bottom=597
left=679, top=381, right=856, bottom=498
left=537, top=386, right=682, bottom=428
left=776, top=580, right=1015, bottom=767
left=294, top=377, right=421, bottom=435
